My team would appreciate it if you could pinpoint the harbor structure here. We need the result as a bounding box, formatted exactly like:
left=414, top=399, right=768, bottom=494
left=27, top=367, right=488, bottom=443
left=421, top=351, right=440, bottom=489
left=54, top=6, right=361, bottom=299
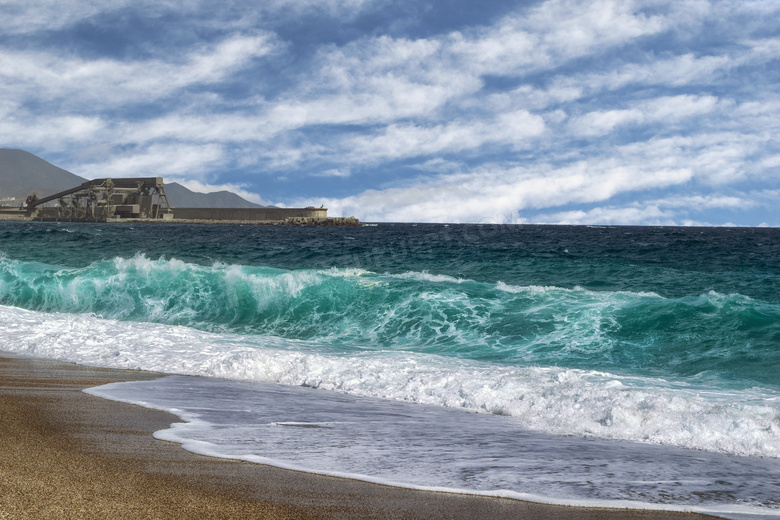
left=23, top=178, right=172, bottom=221
left=3, top=177, right=357, bottom=225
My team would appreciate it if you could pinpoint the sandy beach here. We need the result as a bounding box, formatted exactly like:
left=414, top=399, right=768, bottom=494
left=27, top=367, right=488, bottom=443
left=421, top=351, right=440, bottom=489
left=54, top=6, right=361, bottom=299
left=0, top=353, right=721, bottom=519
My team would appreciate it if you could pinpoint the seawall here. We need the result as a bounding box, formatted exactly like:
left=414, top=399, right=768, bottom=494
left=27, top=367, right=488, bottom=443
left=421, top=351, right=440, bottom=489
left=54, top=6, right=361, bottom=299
left=172, top=207, right=328, bottom=221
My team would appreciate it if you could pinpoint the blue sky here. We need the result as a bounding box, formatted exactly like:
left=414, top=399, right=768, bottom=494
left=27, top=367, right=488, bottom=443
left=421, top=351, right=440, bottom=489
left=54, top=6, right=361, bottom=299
left=1, top=0, right=778, bottom=225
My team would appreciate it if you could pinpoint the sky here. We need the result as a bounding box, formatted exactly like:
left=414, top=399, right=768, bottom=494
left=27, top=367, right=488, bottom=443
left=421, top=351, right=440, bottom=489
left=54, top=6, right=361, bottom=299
left=1, top=0, right=778, bottom=225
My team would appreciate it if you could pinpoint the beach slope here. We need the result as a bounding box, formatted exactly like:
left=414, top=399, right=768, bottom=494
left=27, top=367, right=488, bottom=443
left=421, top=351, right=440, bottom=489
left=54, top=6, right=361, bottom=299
left=0, top=354, right=719, bottom=519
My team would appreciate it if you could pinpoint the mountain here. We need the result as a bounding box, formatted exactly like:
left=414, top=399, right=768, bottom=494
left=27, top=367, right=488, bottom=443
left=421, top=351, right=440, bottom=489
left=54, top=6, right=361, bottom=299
left=163, top=182, right=264, bottom=208
left=0, top=149, right=86, bottom=200
left=0, top=149, right=264, bottom=208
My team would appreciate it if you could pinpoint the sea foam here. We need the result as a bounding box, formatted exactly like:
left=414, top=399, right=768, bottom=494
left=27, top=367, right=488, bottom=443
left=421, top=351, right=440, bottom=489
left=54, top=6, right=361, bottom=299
left=3, top=304, right=779, bottom=459
left=87, top=375, right=780, bottom=519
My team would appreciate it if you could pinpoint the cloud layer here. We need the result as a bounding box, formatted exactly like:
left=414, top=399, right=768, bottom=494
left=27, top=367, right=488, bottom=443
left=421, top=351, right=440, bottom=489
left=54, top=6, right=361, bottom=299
left=1, top=0, right=778, bottom=224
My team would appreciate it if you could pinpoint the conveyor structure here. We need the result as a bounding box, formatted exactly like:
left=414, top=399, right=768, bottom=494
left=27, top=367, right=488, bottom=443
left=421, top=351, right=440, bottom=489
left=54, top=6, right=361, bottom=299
left=25, top=178, right=172, bottom=221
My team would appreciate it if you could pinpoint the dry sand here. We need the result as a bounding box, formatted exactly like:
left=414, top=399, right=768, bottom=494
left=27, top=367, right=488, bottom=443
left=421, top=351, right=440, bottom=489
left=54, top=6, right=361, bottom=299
left=0, top=353, right=721, bottom=519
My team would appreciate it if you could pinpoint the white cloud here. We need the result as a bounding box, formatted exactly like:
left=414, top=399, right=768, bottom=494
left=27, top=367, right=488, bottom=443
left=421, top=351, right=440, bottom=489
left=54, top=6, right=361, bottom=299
left=534, top=189, right=764, bottom=226
left=244, top=0, right=387, bottom=18
left=568, top=109, right=644, bottom=137
left=602, top=132, right=769, bottom=185
left=267, top=37, right=479, bottom=128
left=0, top=114, right=107, bottom=151
left=339, top=110, right=546, bottom=164
left=648, top=193, right=753, bottom=210
left=260, top=0, right=675, bottom=132
left=0, top=0, right=132, bottom=34
left=537, top=205, right=677, bottom=226
left=482, top=85, right=583, bottom=113
left=299, top=158, right=693, bottom=222
left=119, top=112, right=280, bottom=144
left=76, top=143, right=226, bottom=180
left=448, top=0, right=669, bottom=76
left=0, top=0, right=385, bottom=35
left=314, top=168, right=351, bottom=178
left=547, top=37, right=780, bottom=103
left=0, top=33, right=276, bottom=107
left=568, top=95, right=719, bottom=137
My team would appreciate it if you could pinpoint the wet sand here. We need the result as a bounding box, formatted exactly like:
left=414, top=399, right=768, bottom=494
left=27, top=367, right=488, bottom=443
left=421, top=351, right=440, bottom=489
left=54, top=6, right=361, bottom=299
left=0, top=353, right=720, bottom=519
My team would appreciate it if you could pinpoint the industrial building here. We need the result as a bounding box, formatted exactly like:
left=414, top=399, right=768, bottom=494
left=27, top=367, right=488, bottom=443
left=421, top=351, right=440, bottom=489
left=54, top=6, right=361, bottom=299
left=8, top=177, right=352, bottom=224
left=23, top=178, right=172, bottom=221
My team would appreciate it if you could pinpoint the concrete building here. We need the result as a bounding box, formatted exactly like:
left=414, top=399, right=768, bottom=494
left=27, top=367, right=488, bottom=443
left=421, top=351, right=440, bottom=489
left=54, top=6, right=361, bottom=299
left=16, top=177, right=355, bottom=224
left=25, top=178, right=172, bottom=221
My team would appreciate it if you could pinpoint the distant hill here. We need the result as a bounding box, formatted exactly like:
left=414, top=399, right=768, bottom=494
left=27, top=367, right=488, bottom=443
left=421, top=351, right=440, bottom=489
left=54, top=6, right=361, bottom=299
left=164, top=182, right=264, bottom=208
left=0, top=149, right=264, bottom=208
left=0, top=149, right=86, bottom=199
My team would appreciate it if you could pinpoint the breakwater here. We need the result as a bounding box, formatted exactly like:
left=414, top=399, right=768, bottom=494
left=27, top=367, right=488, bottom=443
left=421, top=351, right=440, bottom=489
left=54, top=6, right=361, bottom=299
left=163, top=216, right=362, bottom=226
left=171, top=207, right=327, bottom=221
left=168, top=207, right=361, bottom=225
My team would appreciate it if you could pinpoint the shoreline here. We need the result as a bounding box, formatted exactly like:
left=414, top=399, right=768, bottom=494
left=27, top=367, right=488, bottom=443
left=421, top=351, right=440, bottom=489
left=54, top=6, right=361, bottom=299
left=0, top=353, right=721, bottom=519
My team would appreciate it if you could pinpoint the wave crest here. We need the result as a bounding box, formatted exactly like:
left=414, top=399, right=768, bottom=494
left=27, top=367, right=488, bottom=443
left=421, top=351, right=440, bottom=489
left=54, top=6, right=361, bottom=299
left=1, top=254, right=779, bottom=388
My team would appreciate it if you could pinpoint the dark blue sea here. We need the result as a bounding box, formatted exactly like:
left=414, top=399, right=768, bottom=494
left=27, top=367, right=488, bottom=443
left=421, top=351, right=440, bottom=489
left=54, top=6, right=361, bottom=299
left=1, top=222, right=779, bottom=518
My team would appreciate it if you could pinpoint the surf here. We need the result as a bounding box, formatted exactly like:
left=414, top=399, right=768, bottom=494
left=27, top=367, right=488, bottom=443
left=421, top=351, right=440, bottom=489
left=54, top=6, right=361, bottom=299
left=2, top=304, right=779, bottom=459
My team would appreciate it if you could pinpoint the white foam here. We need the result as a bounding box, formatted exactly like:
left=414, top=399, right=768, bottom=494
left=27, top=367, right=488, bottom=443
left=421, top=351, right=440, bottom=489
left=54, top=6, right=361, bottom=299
left=495, top=281, right=570, bottom=294
left=2, top=304, right=779, bottom=459
left=112, top=254, right=190, bottom=275
left=389, top=271, right=466, bottom=283
left=87, top=376, right=780, bottom=519
left=495, top=281, right=663, bottom=299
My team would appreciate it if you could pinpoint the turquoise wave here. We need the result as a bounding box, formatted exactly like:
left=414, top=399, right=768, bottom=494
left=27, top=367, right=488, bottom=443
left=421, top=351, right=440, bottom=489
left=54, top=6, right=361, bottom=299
left=1, top=253, right=778, bottom=389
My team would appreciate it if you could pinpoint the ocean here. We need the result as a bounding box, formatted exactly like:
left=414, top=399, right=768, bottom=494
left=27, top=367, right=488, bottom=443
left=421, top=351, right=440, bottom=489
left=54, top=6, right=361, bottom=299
left=1, top=221, right=778, bottom=519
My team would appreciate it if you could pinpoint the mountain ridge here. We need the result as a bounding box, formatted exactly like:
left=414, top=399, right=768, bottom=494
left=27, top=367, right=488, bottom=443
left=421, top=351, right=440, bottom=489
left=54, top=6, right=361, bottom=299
left=0, top=149, right=86, bottom=200
left=163, top=182, right=264, bottom=209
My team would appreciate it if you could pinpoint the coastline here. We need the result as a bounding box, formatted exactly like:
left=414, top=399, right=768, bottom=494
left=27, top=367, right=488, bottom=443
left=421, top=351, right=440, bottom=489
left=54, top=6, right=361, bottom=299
left=0, top=353, right=721, bottom=519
